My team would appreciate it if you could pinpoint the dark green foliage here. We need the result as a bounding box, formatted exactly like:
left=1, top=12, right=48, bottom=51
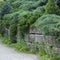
left=45, top=0, right=60, bottom=15
left=36, top=14, right=60, bottom=41
left=1, top=4, right=11, bottom=14
left=9, top=23, right=17, bottom=43
left=36, top=14, right=60, bottom=35
left=1, top=0, right=60, bottom=56
left=10, top=0, right=47, bottom=12
left=0, top=0, right=60, bottom=42
left=56, top=0, right=60, bottom=7
left=9, top=13, right=19, bottom=43
left=38, top=0, right=47, bottom=6
left=1, top=2, right=12, bottom=17
left=0, top=19, right=5, bottom=35
left=33, top=6, right=45, bottom=17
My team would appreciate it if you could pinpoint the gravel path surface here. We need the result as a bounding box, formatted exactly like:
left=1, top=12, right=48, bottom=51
left=0, top=43, right=39, bottom=60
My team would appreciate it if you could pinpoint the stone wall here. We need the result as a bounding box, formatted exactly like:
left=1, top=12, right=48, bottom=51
left=25, top=33, right=60, bottom=53
left=25, top=27, right=56, bottom=45
left=26, top=34, right=55, bottom=45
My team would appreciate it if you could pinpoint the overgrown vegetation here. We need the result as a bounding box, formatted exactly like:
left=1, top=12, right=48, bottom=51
left=0, top=0, right=60, bottom=60
left=45, top=0, right=60, bottom=15
left=39, top=40, right=60, bottom=60
left=36, top=14, right=60, bottom=41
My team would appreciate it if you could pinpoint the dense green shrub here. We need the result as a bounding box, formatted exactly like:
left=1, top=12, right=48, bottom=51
left=8, top=0, right=47, bottom=12
left=36, top=14, right=60, bottom=41
left=0, top=19, right=5, bottom=35
left=9, top=23, right=17, bottom=43
left=33, top=6, right=45, bottom=17
left=1, top=1, right=12, bottom=17
left=2, top=37, right=11, bottom=45
left=39, top=40, right=60, bottom=60
left=9, top=14, right=19, bottom=43
left=45, top=0, right=60, bottom=15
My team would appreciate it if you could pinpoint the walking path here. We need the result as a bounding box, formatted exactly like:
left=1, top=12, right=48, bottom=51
left=0, top=43, right=39, bottom=60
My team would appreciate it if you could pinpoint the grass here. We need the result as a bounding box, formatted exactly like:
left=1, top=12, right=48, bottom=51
left=2, top=37, right=38, bottom=54
left=0, top=34, right=2, bottom=37
left=40, top=54, right=60, bottom=60
left=1, top=35, right=60, bottom=60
